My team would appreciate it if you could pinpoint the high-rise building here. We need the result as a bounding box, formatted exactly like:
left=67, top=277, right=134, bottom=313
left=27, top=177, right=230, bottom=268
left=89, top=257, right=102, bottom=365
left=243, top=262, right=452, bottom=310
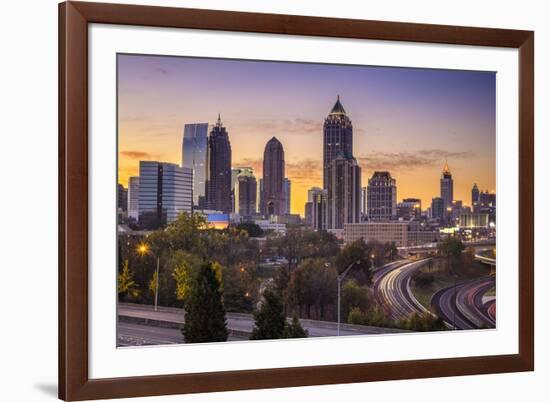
left=397, top=198, right=422, bottom=220
left=237, top=175, right=257, bottom=217
left=323, top=96, right=353, bottom=188
left=361, top=186, right=367, bottom=219
left=138, top=161, right=193, bottom=229
left=431, top=197, right=445, bottom=221
left=311, top=188, right=328, bottom=231
left=283, top=178, right=291, bottom=215
left=304, top=202, right=313, bottom=226
left=127, top=176, right=140, bottom=220
left=262, top=137, right=285, bottom=216
left=367, top=171, right=397, bottom=221
left=181, top=123, right=209, bottom=208
left=117, top=184, right=128, bottom=212
left=472, top=183, right=480, bottom=212
left=231, top=167, right=254, bottom=213
left=206, top=115, right=232, bottom=214
left=440, top=162, right=454, bottom=211
left=258, top=178, right=264, bottom=215
left=326, top=153, right=361, bottom=229
left=307, top=187, right=323, bottom=202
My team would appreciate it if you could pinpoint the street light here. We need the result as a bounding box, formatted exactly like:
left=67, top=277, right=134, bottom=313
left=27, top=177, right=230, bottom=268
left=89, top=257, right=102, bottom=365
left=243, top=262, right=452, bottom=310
left=337, top=260, right=361, bottom=336
left=137, top=242, right=161, bottom=312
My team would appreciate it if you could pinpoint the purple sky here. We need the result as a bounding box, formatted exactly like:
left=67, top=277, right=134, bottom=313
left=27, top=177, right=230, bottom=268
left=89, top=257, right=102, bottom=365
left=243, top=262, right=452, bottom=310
left=118, top=54, right=496, bottom=215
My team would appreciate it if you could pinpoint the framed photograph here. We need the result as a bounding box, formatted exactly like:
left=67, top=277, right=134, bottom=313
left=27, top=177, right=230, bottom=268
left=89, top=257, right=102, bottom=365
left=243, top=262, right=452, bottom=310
left=59, top=1, right=534, bottom=400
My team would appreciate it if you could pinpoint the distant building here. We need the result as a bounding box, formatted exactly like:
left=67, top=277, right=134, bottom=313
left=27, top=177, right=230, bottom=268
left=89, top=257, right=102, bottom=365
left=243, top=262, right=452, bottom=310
left=343, top=222, right=409, bottom=247
left=440, top=162, right=454, bottom=211
left=397, top=198, right=422, bottom=220
left=237, top=175, right=257, bottom=217
left=254, top=219, right=286, bottom=235
left=304, top=202, right=313, bottom=226
left=472, top=183, right=480, bottom=212
left=262, top=137, right=285, bottom=216
left=367, top=171, right=397, bottom=221
left=181, top=123, right=209, bottom=208
left=459, top=213, right=489, bottom=228
left=283, top=178, right=291, bottom=215
left=138, top=161, right=193, bottom=229
left=231, top=167, right=254, bottom=213
left=310, top=187, right=327, bottom=231
left=323, top=96, right=353, bottom=188
left=206, top=115, right=232, bottom=213
left=326, top=153, right=361, bottom=229
left=205, top=213, right=230, bottom=230
left=118, top=184, right=128, bottom=212
left=361, top=186, right=367, bottom=219
left=274, top=214, right=301, bottom=225
left=407, top=230, right=441, bottom=246
left=431, top=197, right=445, bottom=221
left=127, top=176, right=140, bottom=220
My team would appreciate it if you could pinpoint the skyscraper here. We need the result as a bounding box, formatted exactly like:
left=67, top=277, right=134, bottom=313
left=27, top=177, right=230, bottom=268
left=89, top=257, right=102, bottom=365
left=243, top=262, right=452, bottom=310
left=326, top=153, right=361, bottom=229
left=361, top=186, right=367, bottom=219
left=206, top=115, right=232, bottom=213
left=262, top=137, right=285, bottom=216
left=472, top=183, right=480, bottom=212
left=237, top=175, right=257, bottom=217
left=283, top=178, right=291, bottom=215
left=127, top=176, right=140, bottom=221
left=431, top=197, right=445, bottom=221
left=138, top=161, right=193, bottom=229
left=367, top=171, right=397, bottom=221
left=117, top=183, right=128, bottom=212
left=311, top=188, right=328, bottom=231
left=181, top=123, right=209, bottom=208
left=323, top=96, right=353, bottom=188
left=440, top=162, right=454, bottom=211
left=232, top=167, right=254, bottom=213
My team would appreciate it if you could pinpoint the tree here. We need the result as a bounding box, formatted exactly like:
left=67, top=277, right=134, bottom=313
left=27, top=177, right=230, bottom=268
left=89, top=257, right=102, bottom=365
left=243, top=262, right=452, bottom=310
left=250, top=289, right=286, bottom=340
left=283, top=315, right=308, bottom=339
left=118, top=260, right=140, bottom=301
left=286, top=258, right=338, bottom=320
left=341, top=279, right=372, bottom=320
left=438, top=236, right=465, bottom=273
left=182, top=262, right=228, bottom=343
left=398, top=312, right=447, bottom=332
left=335, top=239, right=374, bottom=285
left=169, top=251, right=202, bottom=305
left=222, top=263, right=259, bottom=313
left=235, top=222, right=264, bottom=238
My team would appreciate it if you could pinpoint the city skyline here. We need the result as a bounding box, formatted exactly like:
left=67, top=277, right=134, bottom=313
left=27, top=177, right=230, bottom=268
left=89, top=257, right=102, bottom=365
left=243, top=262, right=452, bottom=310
left=118, top=54, right=496, bottom=216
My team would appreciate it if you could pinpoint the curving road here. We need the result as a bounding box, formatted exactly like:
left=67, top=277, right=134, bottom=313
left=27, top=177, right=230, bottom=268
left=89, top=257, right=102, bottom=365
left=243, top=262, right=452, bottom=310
left=431, top=276, right=496, bottom=330
left=374, top=259, right=432, bottom=321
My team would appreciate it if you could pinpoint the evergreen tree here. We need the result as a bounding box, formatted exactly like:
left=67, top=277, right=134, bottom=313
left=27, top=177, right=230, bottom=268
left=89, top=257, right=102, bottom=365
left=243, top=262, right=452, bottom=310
left=283, top=315, right=308, bottom=339
left=117, top=259, right=140, bottom=301
left=250, top=289, right=286, bottom=340
left=182, top=262, right=228, bottom=343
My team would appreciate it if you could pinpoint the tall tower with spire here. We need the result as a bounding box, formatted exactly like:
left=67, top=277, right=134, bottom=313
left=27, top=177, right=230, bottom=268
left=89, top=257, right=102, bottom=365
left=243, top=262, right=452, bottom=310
left=206, top=114, right=232, bottom=213
left=322, top=96, right=361, bottom=229
left=440, top=161, right=454, bottom=212
left=323, top=95, right=353, bottom=189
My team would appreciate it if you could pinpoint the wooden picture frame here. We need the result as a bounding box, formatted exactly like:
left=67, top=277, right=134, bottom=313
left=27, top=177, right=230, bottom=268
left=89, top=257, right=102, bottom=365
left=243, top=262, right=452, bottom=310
left=59, top=1, right=534, bottom=400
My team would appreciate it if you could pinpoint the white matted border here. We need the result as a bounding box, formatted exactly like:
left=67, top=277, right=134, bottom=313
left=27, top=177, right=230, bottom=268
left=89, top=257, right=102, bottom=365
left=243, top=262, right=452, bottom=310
left=89, top=24, right=518, bottom=379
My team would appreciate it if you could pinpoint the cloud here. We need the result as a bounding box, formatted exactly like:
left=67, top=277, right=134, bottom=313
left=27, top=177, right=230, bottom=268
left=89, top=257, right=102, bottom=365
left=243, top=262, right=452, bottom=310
left=357, top=149, right=473, bottom=171
left=234, top=157, right=323, bottom=185
left=120, top=150, right=153, bottom=159
left=238, top=118, right=321, bottom=136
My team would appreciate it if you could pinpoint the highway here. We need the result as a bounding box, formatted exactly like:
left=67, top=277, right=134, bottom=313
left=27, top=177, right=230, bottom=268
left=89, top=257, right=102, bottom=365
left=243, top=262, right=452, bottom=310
left=431, top=276, right=496, bottom=330
left=117, top=302, right=406, bottom=346
left=374, top=259, right=432, bottom=321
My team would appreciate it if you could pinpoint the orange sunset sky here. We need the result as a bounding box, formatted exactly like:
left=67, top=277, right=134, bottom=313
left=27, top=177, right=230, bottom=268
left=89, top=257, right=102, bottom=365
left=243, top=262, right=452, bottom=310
left=118, top=54, right=496, bottom=217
